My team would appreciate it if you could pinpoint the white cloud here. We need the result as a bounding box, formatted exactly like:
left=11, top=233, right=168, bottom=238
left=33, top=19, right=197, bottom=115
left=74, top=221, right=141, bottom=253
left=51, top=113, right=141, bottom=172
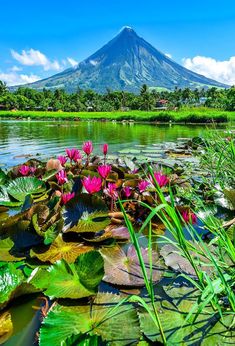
left=67, top=57, right=78, bottom=67
left=11, top=48, right=62, bottom=71
left=183, top=56, right=235, bottom=86
left=10, top=65, right=22, bottom=72
left=165, top=53, right=172, bottom=59
left=0, top=72, right=40, bottom=86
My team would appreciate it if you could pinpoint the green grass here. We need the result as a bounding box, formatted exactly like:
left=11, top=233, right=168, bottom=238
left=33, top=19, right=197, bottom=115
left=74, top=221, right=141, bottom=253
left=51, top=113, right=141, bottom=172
left=0, top=107, right=234, bottom=123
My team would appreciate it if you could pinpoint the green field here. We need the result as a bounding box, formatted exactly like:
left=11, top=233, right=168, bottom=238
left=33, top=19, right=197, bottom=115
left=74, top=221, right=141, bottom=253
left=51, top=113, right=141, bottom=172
left=0, top=107, right=235, bottom=123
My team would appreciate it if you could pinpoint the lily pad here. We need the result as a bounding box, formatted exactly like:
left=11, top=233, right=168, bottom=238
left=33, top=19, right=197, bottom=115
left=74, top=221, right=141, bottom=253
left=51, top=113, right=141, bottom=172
left=29, top=251, right=104, bottom=299
left=30, top=234, right=94, bottom=263
left=160, top=244, right=213, bottom=276
left=7, top=177, right=46, bottom=202
left=0, top=168, right=8, bottom=186
left=0, top=263, right=24, bottom=305
left=82, top=226, right=130, bottom=243
left=0, top=238, right=25, bottom=261
left=138, top=286, right=235, bottom=344
left=39, top=293, right=140, bottom=346
left=63, top=194, right=108, bottom=231
left=0, top=186, right=22, bottom=207
left=65, top=211, right=110, bottom=234
left=100, top=245, right=163, bottom=286
left=224, top=188, right=235, bottom=210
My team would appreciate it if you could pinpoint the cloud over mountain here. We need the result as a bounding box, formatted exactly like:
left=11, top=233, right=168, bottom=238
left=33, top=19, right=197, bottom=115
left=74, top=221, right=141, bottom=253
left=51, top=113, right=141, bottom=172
left=11, top=48, right=62, bottom=71
left=0, top=71, right=40, bottom=86
left=183, top=56, right=235, bottom=86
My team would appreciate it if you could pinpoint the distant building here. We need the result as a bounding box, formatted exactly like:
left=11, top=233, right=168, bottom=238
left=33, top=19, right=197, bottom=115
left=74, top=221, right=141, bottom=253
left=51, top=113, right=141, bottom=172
left=199, top=97, right=207, bottom=105
left=120, top=106, right=130, bottom=111
left=87, top=106, right=94, bottom=112
left=155, top=99, right=168, bottom=110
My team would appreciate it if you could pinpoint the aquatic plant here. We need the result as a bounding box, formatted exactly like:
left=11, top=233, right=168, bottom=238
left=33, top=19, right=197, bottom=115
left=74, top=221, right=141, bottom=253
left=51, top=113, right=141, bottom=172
left=56, top=170, right=67, bottom=185
left=82, top=175, right=102, bottom=194
left=65, top=148, right=81, bottom=163
left=0, top=138, right=234, bottom=345
left=97, top=164, right=111, bottom=179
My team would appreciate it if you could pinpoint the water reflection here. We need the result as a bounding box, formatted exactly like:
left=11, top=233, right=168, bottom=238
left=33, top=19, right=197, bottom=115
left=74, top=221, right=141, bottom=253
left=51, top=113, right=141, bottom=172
left=0, top=120, right=225, bottom=167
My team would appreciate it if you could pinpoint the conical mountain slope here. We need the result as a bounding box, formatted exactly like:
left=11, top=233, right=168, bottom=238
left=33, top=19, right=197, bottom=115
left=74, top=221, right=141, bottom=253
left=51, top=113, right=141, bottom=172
left=23, top=27, right=227, bottom=93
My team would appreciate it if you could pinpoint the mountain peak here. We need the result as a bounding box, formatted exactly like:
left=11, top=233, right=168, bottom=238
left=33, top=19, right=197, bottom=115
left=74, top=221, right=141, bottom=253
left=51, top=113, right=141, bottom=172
left=118, top=26, right=137, bottom=37
left=21, top=28, right=228, bottom=93
left=120, top=26, right=134, bottom=32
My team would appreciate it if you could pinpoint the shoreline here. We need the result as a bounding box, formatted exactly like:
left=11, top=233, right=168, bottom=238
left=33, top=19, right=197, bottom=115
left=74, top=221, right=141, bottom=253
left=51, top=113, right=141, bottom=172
left=0, top=108, right=234, bottom=124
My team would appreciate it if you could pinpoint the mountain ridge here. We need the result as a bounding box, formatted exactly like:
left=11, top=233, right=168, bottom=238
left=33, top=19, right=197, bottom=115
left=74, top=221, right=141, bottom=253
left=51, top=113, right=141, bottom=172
left=17, top=27, right=228, bottom=93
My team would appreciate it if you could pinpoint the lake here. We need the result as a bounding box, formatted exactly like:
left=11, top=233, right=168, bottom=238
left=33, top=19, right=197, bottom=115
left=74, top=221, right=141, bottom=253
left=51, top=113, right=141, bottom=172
left=0, top=120, right=227, bottom=167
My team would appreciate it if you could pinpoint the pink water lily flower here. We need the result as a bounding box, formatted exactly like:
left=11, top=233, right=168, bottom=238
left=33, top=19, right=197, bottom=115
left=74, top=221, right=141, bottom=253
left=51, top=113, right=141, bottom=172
left=82, top=176, right=102, bottom=194
left=102, top=143, right=108, bottom=155
left=66, top=148, right=82, bottom=162
left=104, top=182, right=118, bottom=200
left=58, top=155, right=68, bottom=166
left=30, top=166, right=36, bottom=175
left=19, top=165, right=30, bottom=176
left=181, top=210, right=197, bottom=224
left=153, top=171, right=169, bottom=188
left=61, top=192, right=75, bottom=205
left=123, top=186, right=132, bottom=198
left=56, top=170, right=68, bottom=185
left=97, top=165, right=111, bottom=179
left=82, top=141, right=93, bottom=156
left=138, top=180, right=149, bottom=193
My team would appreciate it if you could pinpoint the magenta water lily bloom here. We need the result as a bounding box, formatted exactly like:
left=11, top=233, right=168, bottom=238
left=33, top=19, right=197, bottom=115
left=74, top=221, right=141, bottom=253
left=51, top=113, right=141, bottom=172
left=153, top=171, right=169, bottom=188
left=82, top=141, right=93, bottom=156
left=97, top=165, right=111, bottom=179
left=66, top=148, right=81, bottom=162
left=19, top=165, right=30, bottom=176
left=58, top=155, right=68, bottom=166
left=61, top=192, right=75, bottom=205
left=56, top=170, right=68, bottom=185
left=102, top=143, right=108, bottom=155
left=30, top=166, right=36, bottom=174
left=138, top=180, right=149, bottom=193
left=123, top=186, right=132, bottom=198
left=181, top=210, right=197, bottom=224
left=82, top=176, right=102, bottom=194
left=105, top=182, right=118, bottom=199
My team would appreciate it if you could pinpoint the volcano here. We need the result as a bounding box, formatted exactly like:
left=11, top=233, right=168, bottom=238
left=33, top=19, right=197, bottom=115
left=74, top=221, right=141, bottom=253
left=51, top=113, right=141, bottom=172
left=22, top=27, right=227, bottom=93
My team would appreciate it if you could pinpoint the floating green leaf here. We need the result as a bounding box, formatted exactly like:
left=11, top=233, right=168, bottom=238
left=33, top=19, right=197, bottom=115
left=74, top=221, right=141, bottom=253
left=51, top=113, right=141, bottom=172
left=39, top=293, right=140, bottom=346
left=0, top=264, right=24, bottom=305
left=64, top=194, right=108, bottom=231
left=29, top=251, right=104, bottom=299
left=0, top=238, right=25, bottom=262
left=0, top=168, right=8, bottom=186
left=65, top=211, right=110, bottom=234
left=7, top=177, right=46, bottom=202
left=138, top=286, right=235, bottom=344
left=0, top=186, right=22, bottom=207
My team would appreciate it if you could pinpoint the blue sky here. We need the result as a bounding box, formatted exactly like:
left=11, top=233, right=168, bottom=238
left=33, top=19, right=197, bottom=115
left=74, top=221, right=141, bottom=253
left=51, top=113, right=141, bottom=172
left=1, top=0, right=235, bottom=85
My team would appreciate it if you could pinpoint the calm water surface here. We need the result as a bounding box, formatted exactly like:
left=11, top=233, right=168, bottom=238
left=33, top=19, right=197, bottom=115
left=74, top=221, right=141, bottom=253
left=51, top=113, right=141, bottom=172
left=0, top=120, right=227, bottom=167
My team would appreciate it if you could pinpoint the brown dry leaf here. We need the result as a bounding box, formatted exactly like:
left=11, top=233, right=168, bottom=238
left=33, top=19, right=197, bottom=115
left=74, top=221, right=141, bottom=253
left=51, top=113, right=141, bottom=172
left=0, top=311, right=13, bottom=344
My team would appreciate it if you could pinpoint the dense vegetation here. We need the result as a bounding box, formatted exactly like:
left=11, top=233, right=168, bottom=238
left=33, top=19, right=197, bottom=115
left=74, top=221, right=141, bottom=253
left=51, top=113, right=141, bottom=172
left=1, top=81, right=235, bottom=112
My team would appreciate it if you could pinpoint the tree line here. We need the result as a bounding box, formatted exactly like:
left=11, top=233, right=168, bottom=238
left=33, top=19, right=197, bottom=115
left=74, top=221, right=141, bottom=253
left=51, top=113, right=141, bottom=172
left=0, top=81, right=235, bottom=112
